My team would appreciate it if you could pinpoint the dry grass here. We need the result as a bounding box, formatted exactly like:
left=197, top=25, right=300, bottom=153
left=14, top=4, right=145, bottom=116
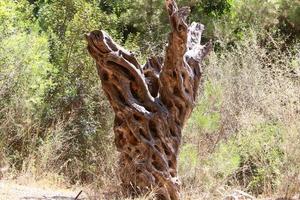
left=179, top=31, right=300, bottom=199
left=0, top=25, right=299, bottom=200
left=74, top=32, right=300, bottom=200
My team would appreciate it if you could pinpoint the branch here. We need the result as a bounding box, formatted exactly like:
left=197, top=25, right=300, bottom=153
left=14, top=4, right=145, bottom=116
left=186, top=23, right=212, bottom=99
left=159, top=0, right=212, bottom=125
left=143, top=56, right=163, bottom=98
left=85, top=30, right=158, bottom=114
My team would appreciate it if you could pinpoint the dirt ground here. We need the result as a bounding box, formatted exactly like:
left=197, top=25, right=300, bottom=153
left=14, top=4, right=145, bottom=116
left=0, top=180, right=86, bottom=200
left=1, top=179, right=298, bottom=200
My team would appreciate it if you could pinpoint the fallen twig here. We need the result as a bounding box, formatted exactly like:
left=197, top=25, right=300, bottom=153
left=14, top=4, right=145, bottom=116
left=74, top=190, right=82, bottom=200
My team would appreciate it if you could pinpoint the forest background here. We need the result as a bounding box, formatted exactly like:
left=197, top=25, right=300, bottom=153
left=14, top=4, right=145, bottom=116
left=0, top=0, right=300, bottom=199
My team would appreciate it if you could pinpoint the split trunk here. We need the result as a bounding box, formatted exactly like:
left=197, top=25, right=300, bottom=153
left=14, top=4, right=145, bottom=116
left=86, top=0, right=211, bottom=199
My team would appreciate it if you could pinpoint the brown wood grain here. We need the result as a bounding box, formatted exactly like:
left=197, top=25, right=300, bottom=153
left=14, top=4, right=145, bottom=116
left=86, top=0, right=211, bottom=199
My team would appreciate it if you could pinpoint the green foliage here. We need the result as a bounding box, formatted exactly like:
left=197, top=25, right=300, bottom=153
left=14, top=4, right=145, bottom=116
left=279, top=0, right=300, bottom=40
left=34, top=0, right=115, bottom=183
left=0, top=0, right=114, bottom=184
left=182, top=15, right=299, bottom=195
left=178, top=144, right=199, bottom=186
left=0, top=0, right=34, bottom=36
left=1, top=32, right=55, bottom=108
left=206, top=123, right=285, bottom=194
left=208, top=139, right=241, bottom=179
left=240, top=124, right=284, bottom=194
left=179, top=144, right=198, bottom=172
left=0, top=0, right=299, bottom=197
left=0, top=0, right=54, bottom=171
left=190, top=81, right=222, bottom=134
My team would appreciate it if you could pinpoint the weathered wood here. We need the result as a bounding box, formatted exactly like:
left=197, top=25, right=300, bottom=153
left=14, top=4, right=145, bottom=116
left=85, top=0, right=211, bottom=199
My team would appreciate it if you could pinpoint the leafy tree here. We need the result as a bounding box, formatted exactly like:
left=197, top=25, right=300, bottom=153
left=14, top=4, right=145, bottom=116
left=0, top=0, right=55, bottom=168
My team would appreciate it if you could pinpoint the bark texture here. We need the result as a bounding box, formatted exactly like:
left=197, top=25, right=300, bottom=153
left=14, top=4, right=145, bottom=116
left=85, top=0, right=211, bottom=199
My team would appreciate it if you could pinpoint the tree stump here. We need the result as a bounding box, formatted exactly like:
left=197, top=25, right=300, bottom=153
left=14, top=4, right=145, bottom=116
left=85, top=0, right=211, bottom=199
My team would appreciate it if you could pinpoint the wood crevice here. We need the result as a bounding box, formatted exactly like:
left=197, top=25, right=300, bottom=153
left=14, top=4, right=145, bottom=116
left=86, top=0, right=211, bottom=199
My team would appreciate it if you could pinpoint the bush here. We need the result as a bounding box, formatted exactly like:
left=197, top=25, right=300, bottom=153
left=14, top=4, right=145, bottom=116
left=0, top=0, right=299, bottom=198
left=210, top=123, right=284, bottom=195
left=182, top=26, right=300, bottom=197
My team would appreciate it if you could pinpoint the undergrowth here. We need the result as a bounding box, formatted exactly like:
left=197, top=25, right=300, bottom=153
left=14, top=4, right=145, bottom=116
left=0, top=0, right=299, bottom=199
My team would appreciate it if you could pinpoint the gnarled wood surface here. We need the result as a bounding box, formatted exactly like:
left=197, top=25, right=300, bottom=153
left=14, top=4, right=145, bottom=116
left=86, top=0, right=211, bottom=199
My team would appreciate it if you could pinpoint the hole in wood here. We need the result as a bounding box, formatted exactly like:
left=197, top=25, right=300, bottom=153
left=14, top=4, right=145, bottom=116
left=100, top=70, right=109, bottom=81
left=127, top=131, right=138, bottom=146
left=125, top=153, right=132, bottom=161
left=114, top=115, right=123, bottom=126
left=178, top=24, right=185, bottom=32
left=115, top=131, right=126, bottom=148
left=162, top=143, right=171, bottom=156
left=154, top=145, right=161, bottom=152
left=135, top=149, right=140, bottom=155
left=149, top=120, right=159, bottom=138
left=193, top=66, right=199, bottom=76
left=133, top=113, right=142, bottom=121
left=139, top=128, right=151, bottom=141
left=130, top=82, right=143, bottom=103
left=107, top=61, right=135, bottom=81
left=105, top=38, right=118, bottom=51
left=170, top=171, right=176, bottom=177
left=168, top=160, right=175, bottom=169
left=144, top=105, right=155, bottom=113
left=172, top=71, right=177, bottom=78
left=181, top=72, right=187, bottom=82
left=121, top=52, right=139, bottom=69
left=173, top=86, right=180, bottom=96
left=169, top=128, right=177, bottom=137
left=112, top=85, right=128, bottom=106
left=185, top=88, right=190, bottom=94
left=152, top=160, right=164, bottom=171
left=152, top=154, right=164, bottom=171
left=176, top=103, right=184, bottom=115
